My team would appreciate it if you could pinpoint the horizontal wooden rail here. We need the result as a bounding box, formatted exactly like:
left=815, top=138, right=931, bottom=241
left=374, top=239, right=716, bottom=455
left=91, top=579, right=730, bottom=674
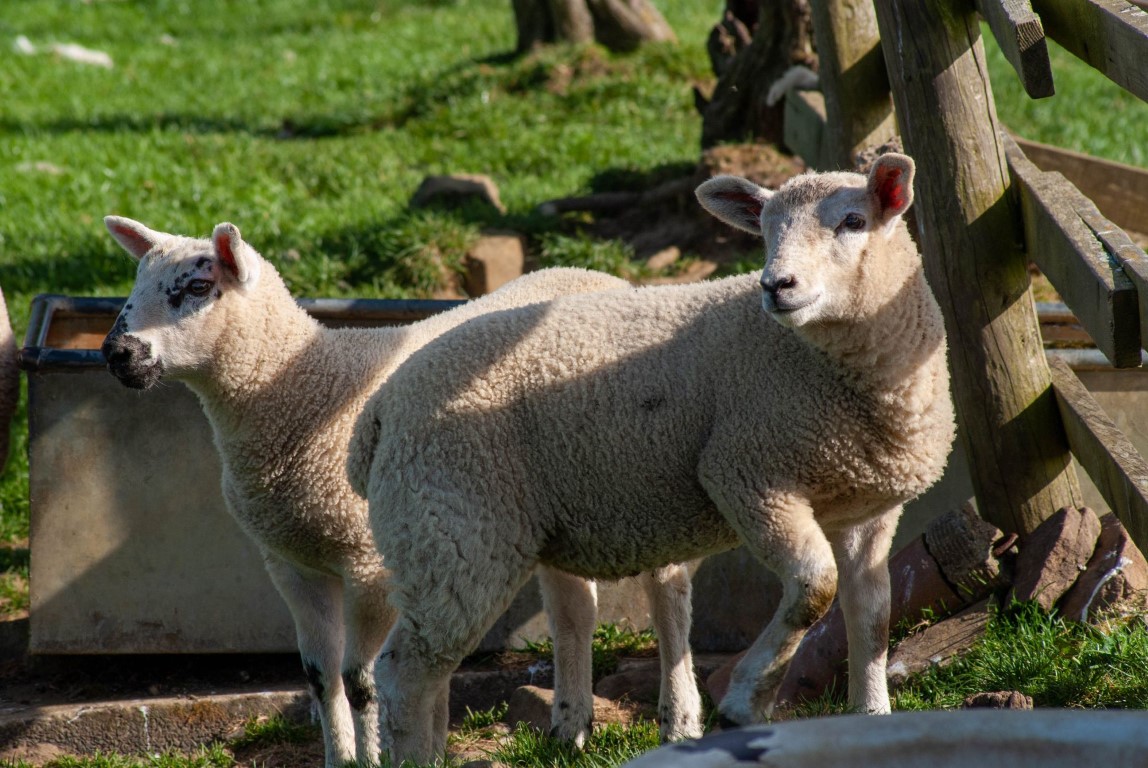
left=1030, top=0, right=1148, bottom=102
left=1004, top=135, right=1142, bottom=367
left=1013, top=137, right=1148, bottom=236
left=975, top=0, right=1054, bottom=98
left=1048, top=357, right=1148, bottom=553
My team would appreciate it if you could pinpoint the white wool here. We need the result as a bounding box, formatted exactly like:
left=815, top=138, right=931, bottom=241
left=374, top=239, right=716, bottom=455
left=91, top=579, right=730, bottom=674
left=102, top=217, right=702, bottom=764
left=352, top=155, right=956, bottom=765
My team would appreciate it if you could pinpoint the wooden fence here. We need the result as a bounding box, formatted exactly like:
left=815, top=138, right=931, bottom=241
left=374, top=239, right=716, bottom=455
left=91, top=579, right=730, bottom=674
left=780, top=0, right=1148, bottom=548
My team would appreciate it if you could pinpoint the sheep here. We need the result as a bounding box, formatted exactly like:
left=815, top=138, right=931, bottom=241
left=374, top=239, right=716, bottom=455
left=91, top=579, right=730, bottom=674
left=348, top=153, right=956, bottom=764
left=99, top=218, right=703, bottom=767
left=0, top=287, right=17, bottom=473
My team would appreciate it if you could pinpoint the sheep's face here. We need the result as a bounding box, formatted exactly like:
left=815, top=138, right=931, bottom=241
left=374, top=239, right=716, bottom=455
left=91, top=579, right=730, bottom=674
left=695, top=154, right=916, bottom=329
left=101, top=217, right=261, bottom=389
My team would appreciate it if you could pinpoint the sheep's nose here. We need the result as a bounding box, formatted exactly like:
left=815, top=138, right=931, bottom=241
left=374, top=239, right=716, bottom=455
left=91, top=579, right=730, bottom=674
left=101, top=334, right=136, bottom=366
left=760, top=274, right=797, bottom=297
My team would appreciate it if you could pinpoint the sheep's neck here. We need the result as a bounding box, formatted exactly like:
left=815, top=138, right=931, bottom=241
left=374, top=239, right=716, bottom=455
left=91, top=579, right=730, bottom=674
left=798, top=267, right=949, bottom=417
left=189, top=296, right=411, bottom=444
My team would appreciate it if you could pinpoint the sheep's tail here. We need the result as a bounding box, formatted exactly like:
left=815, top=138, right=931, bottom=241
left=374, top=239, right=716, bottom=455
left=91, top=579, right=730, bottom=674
left=347, top=396, right=382, bottom=499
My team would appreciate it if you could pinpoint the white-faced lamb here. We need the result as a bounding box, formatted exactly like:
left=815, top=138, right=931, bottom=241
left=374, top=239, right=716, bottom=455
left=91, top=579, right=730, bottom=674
left=100, top=219, right=703, bottom=767
left=348, top=153, right=956, bottom=764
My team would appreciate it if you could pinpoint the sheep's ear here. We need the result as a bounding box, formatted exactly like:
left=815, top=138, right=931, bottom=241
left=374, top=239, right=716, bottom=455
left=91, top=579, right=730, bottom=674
left=105, top=216, right=167, bottom=261
left=695, top=175, right=774, bottom=236
left=867, top=153, right=915, bottom=224
left=212, top=222, right=261, bottom=286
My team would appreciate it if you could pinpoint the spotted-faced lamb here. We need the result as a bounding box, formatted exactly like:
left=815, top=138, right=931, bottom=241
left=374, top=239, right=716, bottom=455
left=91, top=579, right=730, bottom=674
left=348, top=153, right=956, bottom=764
left=100, top=219, right=703, bottom=767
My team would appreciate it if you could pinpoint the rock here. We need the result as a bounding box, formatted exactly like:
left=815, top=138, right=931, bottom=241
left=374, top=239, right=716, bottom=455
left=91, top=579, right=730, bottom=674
left=1010, top=507, right=1102, bottom=611
left=464, top=233, right=525, bottom=296
left=887, top=599, right=991, bottom=688
left=772, top=531, right=967, bottom=707
left=644, top=247, right=680, bottom=272
left=595, top=663, right=660, bottom=706
left=504, top=685, right=635, bottom=733
left=410, top=174, right=506, bottom=214
left=1058, top=513, right=1148, bottom=622
left=961, top=691, right=1033, bottom=710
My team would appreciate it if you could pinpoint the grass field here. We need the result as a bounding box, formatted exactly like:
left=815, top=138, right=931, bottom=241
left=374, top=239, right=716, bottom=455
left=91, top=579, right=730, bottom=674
left=2, top=0, right=1147, bottom=548
left=1, top=1, right=1148, bottom=763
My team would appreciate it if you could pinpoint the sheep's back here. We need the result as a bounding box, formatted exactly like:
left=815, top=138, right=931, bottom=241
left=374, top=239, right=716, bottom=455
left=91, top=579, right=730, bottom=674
left=366, top=273, right=930, bottom=577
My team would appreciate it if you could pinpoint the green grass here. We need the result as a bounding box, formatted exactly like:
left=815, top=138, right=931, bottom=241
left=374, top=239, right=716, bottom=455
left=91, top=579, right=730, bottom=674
left=2, top=0, right=1146, bottom=550
left=519, top=624, right=659, bottom=681
left=1, top=7, right=1147, bottom=766
left=983, top=29, right=1148, bottom=169
left=896, top=601, right=1148, bottom=711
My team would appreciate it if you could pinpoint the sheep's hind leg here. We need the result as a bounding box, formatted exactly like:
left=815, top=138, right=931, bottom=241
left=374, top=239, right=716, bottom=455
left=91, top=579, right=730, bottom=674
left=263, top=554, right=355, bottom=768
left=638, top=563, right=703, bottom=741
left=538, top=567, right=597, bottom=748
left=377, top=555, right=536, bottom=765
left=708, top=491, right=836, bottom=725
left=827, top=505, right=900, bottom=715
left=342, top=568, right=397, bottom=765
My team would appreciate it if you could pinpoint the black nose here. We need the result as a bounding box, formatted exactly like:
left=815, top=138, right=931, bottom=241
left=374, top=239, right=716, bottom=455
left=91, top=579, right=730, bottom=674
left=760, top=274, right=797, bottom=297
left=101, top=334, right=136, bottom=367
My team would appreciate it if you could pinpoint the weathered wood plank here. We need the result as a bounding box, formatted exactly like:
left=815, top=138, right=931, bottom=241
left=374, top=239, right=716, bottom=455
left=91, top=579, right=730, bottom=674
left=1075, top=196, right=1148, bottom=357
left=1030, top=0, right=1148, bottom=102
left=783, top=89, right=827, bottom=169
left=1014, top=137, right=1148, bottom=236
left=1003, top=135, right=1141, bottom=368
left=873, top=0, right=1082, bottom=535
left=809, top=0, right=898, bottom=169
left=975, top=0, right=1055, bottom=98
left=1048, top=357, right=1148, bottom=553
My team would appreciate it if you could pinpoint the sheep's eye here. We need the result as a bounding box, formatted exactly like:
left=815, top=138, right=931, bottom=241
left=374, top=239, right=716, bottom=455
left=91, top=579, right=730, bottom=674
left=185, top=279, right=214, bottom=297
left=839, top=213, right=866, bottom=232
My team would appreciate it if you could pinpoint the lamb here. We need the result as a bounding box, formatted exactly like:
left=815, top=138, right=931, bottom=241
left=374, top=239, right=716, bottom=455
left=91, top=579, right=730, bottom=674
left=99, top=219, right=703, bottom=767
left=0, top=287, right=17, bottom=473
left=348, top=153, right=956, bottom=764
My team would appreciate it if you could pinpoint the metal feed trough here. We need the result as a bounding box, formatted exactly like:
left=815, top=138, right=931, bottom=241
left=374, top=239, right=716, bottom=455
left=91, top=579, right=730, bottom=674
left=18, top=296, right=1147, bottom=655
left=19, top=295, right=650, bottom=655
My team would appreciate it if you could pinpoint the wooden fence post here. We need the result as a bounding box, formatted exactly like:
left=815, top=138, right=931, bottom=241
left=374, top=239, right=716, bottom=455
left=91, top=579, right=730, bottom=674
left=871, top=0, right=1082, bottom=535
left=808, top=0, right=897, bottom=169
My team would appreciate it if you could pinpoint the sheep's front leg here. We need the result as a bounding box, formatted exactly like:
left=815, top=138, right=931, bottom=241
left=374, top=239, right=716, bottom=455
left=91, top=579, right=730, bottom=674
left=711, top=492, right=836, bottom=724
left=342, top=570, right=397, bottom=765
left=538, top=567, right=597, bottom=748
left=638, top=564, right=703, bottom=741
left=263, top=555, right=355, bottom=768
left=827, top=506, right=900, bottom=715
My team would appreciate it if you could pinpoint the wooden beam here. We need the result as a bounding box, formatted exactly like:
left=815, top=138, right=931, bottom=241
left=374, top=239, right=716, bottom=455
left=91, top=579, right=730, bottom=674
left=1048, top=357, right=1148, bottom=553
left=809, top=0, right=898, bottom=169
left=873, top=0, right=1082, bottom=535
left=783, top=89, right=827, bottom=169
left=1030, top=0, right=1148, bottom=102
left=1013, top=137, right=1148, bottom=236
left=1003, top=135, right=1141, bottom=368
left=975, top=0, right=1055, bottom=98
left=1075, top=197, right=1148, bottom=357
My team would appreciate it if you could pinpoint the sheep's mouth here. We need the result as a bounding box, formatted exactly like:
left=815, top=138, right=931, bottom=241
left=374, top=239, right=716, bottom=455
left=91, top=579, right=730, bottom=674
left=108, top=359, right=165, bottom=390
left=763, top=293, right=820, bottom=317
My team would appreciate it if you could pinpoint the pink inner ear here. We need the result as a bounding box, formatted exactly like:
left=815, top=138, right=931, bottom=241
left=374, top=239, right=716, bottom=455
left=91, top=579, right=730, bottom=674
left=876, top=167, right=906, bottom=215
left=111, top=224, right=155, bottom=257
left=720, top=190, right=763, bottom=227
left=215, top=231, right=239, bottom=276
